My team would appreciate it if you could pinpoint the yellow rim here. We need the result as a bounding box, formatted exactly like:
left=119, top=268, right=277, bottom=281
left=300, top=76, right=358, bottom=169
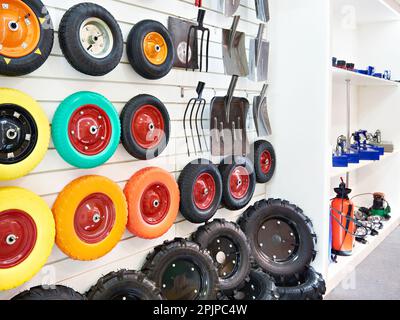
left=143, top=32, right=168, bottom=65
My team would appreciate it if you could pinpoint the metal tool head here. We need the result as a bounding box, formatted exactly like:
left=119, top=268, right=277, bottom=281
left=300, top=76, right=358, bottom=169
left=220, top=0, right=241, bottom=17
left=249, top=24, right=270, bottom=82
left=253, top=84, right=272, bottom=137
left=254, top=0, right=270, bottom=22
left=222, top=16, right=249, bottom=77
left=187, top=9, right=210, bottom=72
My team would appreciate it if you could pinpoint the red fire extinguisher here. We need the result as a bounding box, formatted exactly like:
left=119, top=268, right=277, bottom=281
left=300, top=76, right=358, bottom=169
left=330, top=178, right=356, bottom=256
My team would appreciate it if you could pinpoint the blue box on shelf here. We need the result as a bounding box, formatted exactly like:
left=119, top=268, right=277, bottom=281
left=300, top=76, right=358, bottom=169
left=333, top=154, right=349, bottom=167
left=352, top=145, right=381, bottom=161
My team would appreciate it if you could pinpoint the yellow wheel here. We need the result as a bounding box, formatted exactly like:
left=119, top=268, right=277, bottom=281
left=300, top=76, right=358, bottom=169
left=52, top=175, right=128, bottom=261
left=0, top=187, right=55, bottom=291
left=0, top=88, right=50, bottom=181
left=143, top=32, right=168, bottom=65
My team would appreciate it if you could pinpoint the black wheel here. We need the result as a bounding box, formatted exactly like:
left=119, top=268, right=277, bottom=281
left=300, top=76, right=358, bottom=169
left=231, top=269, right=280, bottom=301
left=238, top=199, right=317, bottom=283
left=219, top=156, right=256, bottom=211
left=178, top=159, right=223, bottom=223
left=86, top=270, right=162, bottom=300
left=59, top=3, right=123, bottom=76
left=12, top=285, right=85, bottom=300
left=142, top=238, right=219, bottom=300
left=277, top=267, right=326, bottom=300
left=127, top=20, right=174, bottom=80
left=253, top=140, right=276, bottom=183
left=192, top=219, right=251, bottom=292
left=0, top=0, right=54, bottom=76
left=120, top=94, right=170, bottom=160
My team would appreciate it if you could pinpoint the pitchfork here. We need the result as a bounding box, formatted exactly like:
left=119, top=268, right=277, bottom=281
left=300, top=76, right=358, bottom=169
left=187, top=9, right=210, bottom=73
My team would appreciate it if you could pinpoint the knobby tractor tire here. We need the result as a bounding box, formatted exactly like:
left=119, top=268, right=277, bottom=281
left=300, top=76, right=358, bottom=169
left=178, top=159, right=223, bottom=223
left=142, top=238, right=219, bottom=300
left=52, top=175, right=127, bottom=261
left=12, top=285, right=85, bottom=300
left=86, top=270, right=162, bottom=300
left=120, top=94, right=170, bottom=160
left=124, top=167, right=180, bottom=239
left=58, top=3, right=123, bottom=76
left=127, top=20, right=175, bottom=80
left=238, top=199, right=317, bottom=284
left=277, top=266, right=326, bottom=300
left=192, top=219, right=251, bottom=293
left=0, top=187, right=55, bottom=291
left=252, top=140, right=276, bottom=183
left=0, top=0, right=54, bottom=76
left=0, top=88, right=50, bottom=181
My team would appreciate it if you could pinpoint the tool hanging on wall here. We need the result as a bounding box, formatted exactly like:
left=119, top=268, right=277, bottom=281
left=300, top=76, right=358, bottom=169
left=183, top=82, right=208, bottom=156
left=249, top=24, right=270, bottom=82
left=219, top=0, right=241, bottom=17
left=187, top=9, right=210, bottom=72
left=253, top=83, right=272, bottom=137
left=254, top=0, right=270, bottom=22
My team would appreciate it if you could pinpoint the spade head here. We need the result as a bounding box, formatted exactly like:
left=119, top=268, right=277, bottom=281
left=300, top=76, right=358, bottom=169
left=222, top=28, right=249, bottom=77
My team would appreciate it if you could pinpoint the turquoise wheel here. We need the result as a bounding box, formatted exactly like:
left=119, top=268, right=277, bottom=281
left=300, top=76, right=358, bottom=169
left=52, top=92, right=120, bottom=168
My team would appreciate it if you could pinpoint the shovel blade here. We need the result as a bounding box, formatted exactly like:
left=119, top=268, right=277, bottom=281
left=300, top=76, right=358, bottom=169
left=253, top=96, right=272, bottom=137
left=249, top=39, right=270, bottom=82
left=219, top=0, right=241, bottom=17
left=255, top=0, right=270, bottom=22
left=222, top=29, right=249, bottom=77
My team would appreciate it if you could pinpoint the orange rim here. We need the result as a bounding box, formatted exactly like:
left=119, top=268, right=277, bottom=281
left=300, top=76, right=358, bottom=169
left=0, top=0, right=41, bottom=58
left=143, top=32, right=168, bottom=65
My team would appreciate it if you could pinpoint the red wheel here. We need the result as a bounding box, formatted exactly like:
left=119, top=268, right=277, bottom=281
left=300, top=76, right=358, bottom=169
left=229, top=166, right=250, bottom=200
left=140, top=183, right=170, bottom=225
left=193, top=173, right=216, bottom=210
left=260, top=150, right=272, bottom=174
left=253, top=140, right=276, bottom=183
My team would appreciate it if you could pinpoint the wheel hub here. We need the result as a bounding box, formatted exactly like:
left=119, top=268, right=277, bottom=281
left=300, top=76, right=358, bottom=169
left=229, top=166, right=250, bottom=200
left=193, top=173, right=216, bottom=210
left=140, top=183, right=170, bottom=225
left=177, top=41, right=192, bottom=64
left=79, top=17, right=114, bottom=59
left=208, top=237, right=239, bottom=279
left=143, top=32, right=168, bottom=65
left=132, top=105, right=165, bottom=149
left=260, top=150, right=272, bottom=174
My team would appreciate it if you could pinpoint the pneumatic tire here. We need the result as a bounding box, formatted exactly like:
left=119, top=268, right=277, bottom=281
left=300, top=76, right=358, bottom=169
left=12, top=285, right=85, bottom=300
left=253, top=140, right=276, bottom=183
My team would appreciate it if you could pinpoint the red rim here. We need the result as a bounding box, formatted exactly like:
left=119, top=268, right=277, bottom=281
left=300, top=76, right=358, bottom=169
left=0, top=210, right=37, bottom=269
left=140, top=183, right=170, bottom=225
left=132, top=105, right=165, bottom=149
left=193, top=173, right=216, bottom=210
left=260, top=150, right=272, bottom=174
left=74, top=193, right=116, bottom=244
left=229, top=166, right=250, bottom=200
left=68, top=105, right=112, bottom=156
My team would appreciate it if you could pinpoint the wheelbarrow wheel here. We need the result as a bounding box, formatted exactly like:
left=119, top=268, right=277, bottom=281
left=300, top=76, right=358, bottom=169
left=0, top=187, right=55, bottom=291
left=142, top=238, right=219, bottom=300
left=192, top=219, right=251, bottom=293
left=253, top=140, right=276, bottom=184
left=124, top=167, right=180, bottom=239
left=0, top=88, right=50, bottom=180
left=127, top=20, right=174, bottom=80
left=58, top=3, right=123, bottom=76
left=52, top=175, right=128, bottom=261
left=52, top=91, right=121, bottom=169
left=178, top=159, right=222, bottom=223
left=238, top=199, right=317, bottom=283
left=219, top=156, right=256, bottom=211
left=0, top=0, right=54, bottom=76
left=121, top=94, right=170, bottom=160
left=86, top=270, right=162, bottom=300
left=12, top=285, right=85, bottom=300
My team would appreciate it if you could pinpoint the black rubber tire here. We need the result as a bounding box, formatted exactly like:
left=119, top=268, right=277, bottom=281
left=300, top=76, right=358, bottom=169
left=86, top=269, right=162, bottom=300
left=120, top=94, right=170, bottom=160
left=59, top=3, right=123, bottom=76
left=178, top=159, right=223, bottom=223
left=127, top=20, right=174, bottom=80
left=192, top=219, right=251, bottom=292
left=253, top=140, right=276, bottom=184
left=0, top=0, right=54, bottom=76
left=142, top=238, right=219, bottom=300
left=277, top=267, right=326, bottom=300
left=238, top=199, right=317, bottom=283
left=11, top=285, right=85, bottom=300
left=231, top=269, right=280, bottom=301
left=219, top=156, right=256, bottom=211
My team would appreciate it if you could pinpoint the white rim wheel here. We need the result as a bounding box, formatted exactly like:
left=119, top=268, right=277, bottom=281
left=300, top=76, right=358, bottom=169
left=177, top=41, right=191, bottom=64
left=79, top=18, right=114, bottom=59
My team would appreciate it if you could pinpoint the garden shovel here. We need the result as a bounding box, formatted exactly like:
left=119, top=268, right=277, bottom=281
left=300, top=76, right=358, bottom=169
left=253, top=83, right=272, bottom=137
left=249, top=24, right=269, bottom=82
left=219, top=0, right=241, bottom=17
left=254, top=0, right=270, bottom=22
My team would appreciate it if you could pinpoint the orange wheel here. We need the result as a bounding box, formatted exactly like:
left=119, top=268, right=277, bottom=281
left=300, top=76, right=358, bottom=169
left=124, top=167, right=179, bottom=239
left=143, top=32, right=168, bottom=65
left=52, top=175, right=127, bottom=261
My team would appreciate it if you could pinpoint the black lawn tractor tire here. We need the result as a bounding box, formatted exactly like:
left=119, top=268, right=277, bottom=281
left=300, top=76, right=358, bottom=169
left=238, top=199, right=317, bottom=284
left=120, top=94, right=170, bottom=160
left=127, top=20, right=175, bottom=80
left=192, top=219, right=251, bottom=293
left=0, top=0, right=54, bottom=76
left=86, top=269, right=162, bottom=300
left=12, top=285, right=85, bottom=300
left=231, top=269, right=280, bottom=301
left=219, top=156, right=256, bottom=211
left=178, top=159, right=223, bottom=223
left=253, top=140, right=276, bottom=184
left=142, top=238, right=219, bottom=300
left=277, top=266, right=326, bottom=300
left=59, top=3, right=123, bottom=76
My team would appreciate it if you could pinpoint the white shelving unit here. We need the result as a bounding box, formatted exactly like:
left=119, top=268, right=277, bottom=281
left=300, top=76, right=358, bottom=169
left=332, top=67, right=398, bottom=87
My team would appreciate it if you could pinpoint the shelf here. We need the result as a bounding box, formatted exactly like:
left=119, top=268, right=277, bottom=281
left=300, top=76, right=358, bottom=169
left=331, top=150, right=400, bottom=178
left=332, top=67, right=398, bottom=87
left=326, top=215, right=400, bottom=294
